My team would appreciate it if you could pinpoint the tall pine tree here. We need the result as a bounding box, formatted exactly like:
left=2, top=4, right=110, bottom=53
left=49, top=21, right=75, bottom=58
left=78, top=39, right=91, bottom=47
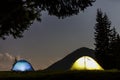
left=95, top=9, right=120, bottom=70
left=115, top=35, right=120, bottom=69
left=110, top=32, right=120, bottom=69
left=94, top=9, right=112, bottom=69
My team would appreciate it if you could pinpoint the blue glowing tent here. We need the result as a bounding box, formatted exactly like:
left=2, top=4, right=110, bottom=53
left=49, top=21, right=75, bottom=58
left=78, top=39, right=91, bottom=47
left=11, top=60, right=34, bottom=71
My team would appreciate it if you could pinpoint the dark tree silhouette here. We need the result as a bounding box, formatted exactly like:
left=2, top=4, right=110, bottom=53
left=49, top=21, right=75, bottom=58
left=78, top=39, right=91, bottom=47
left=35, top=0, right=95, bottom=18
left=94, top=9, right=112, bottom=69
left=0, top=0, right=41, bottom=39
left=110, top=29, right=120, bottom=69
left=0, top=0, right=95, bottom=39
left=94, top=9, right=120, bottom=69
left=114, top=35, right=120, bottom=69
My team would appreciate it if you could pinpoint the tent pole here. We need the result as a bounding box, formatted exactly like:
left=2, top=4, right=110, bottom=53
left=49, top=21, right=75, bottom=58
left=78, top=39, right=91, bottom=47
left=84, top=56, right=86, bottom=70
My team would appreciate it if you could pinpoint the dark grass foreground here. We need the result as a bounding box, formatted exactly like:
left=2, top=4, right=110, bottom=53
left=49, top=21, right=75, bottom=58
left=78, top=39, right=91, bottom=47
left=0, top=70, right=120, bottom=80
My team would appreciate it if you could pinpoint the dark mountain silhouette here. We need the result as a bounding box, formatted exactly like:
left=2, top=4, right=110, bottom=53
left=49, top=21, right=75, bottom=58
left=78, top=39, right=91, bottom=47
left=45, top=47, right=95, bottom=71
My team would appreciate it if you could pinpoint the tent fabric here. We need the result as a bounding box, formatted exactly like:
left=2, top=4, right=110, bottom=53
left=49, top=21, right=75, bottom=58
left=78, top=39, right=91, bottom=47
left=70, top=56, right=104, bottom=70
left=11, top=60, right=34, bottom=71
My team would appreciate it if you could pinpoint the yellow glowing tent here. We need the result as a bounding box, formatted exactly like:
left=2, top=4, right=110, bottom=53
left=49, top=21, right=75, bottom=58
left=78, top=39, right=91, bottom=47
left=70, top=56, right=104, bottom=70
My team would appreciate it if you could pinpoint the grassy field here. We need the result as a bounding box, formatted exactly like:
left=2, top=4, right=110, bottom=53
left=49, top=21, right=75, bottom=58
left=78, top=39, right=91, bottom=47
left=0, top=70, right=120, bottom=80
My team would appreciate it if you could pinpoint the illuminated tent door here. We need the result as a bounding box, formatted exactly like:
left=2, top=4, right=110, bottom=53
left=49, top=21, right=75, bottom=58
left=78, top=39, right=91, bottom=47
left=70, top=56, right=104, bottom=70
left=12, top=60, right=34, bottom=71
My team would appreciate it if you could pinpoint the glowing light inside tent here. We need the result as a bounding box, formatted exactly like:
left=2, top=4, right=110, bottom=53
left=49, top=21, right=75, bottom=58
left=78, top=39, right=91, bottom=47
left=71, top=56, right=104, bottom=70
left=12, top=60, right=34, bottom=71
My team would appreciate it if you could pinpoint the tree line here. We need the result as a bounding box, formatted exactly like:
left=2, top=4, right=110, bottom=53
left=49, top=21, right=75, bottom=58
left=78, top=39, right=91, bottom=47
left=94, top=9, right=120, bottom=70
